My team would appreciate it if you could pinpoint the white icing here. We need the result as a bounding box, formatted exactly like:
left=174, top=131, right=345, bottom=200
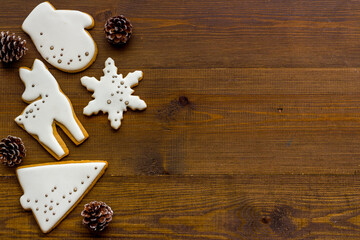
left=81, top=57, right=147, bottom=129
left=17, top=161, right=107, bottom=233
left=15, top=59, right=87, bottom=159
left=22, top=2, right=97, bottom=72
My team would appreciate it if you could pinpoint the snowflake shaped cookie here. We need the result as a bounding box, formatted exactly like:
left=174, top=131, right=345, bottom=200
left=81, top=57, right=147, bottom=129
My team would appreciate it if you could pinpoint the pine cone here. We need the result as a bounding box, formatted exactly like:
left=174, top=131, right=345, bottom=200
left=0, top=31, right=27, bottom=63
left=81, top=201, right=113, bottom=232
left=104, top=15, right=133, bottom=46
left=0, top=136, right=26, bottom=167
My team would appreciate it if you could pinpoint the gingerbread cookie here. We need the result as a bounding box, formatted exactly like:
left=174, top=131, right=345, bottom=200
left=22, top=2, right=97, bottom=72
left=81, top=57, right=147, bottom=129
left=15, top=59, right=88, bottom=160
left=17, top=160, right=108, bottom=233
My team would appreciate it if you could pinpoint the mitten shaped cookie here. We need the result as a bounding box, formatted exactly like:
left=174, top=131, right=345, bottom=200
left=17, top=161, right=108, bottom=233
left=15, top=59, right=88, bottom=160
left=22, top=2, right=97, bottom=72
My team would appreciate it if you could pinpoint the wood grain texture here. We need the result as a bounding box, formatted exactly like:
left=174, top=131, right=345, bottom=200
left=1, top=0, right=360, bottom=238
left=3, top=175, right=360, bottom=239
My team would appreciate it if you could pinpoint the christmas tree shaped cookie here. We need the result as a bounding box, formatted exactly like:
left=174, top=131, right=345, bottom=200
left=17, top=160, right=108, bottom=233
left=15, top=59, right=88, bottom=160
left=22, top=2, right=97, bottom=72
left=81, top=57, right=147, bottom=129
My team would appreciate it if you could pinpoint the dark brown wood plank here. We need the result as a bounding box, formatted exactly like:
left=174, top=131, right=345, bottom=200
left=3, top=174, right=360, bottom=239
left=3, top=0, right=360, bottom=69
left=1, top=0, right=360, bottom=238
left=2, top=68, right=360, bottom=175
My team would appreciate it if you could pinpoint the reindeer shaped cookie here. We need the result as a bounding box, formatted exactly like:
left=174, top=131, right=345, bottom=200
left=15, top=59, right=88, bottom=160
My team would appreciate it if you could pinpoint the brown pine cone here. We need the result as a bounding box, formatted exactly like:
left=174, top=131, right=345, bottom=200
left=81, top=201, right=113, bottom=232
left=0, top=136, right=26, bottom=167
left=0, top=31, right=27, bottom=63
left=104, top=15, right=133, bottom=46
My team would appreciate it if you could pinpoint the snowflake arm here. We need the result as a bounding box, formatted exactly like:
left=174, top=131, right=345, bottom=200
left=81, top=76, right=99, bottom=92
left=125, top=71, right=143, bottom=87
left=127, top=95, right=147, bottom=110
left=83, top=99, right=101, bottom=116
left=108, top=109, right=123, bottom=129
left=103, top=57, right=119, bottom=77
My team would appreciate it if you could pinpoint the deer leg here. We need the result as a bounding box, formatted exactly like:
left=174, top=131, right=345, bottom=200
left=57, top=113, right=85, bottom=143
left=37, top=126, right=65, bottom=158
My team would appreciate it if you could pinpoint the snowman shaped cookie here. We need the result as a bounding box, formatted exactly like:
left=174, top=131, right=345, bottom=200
left=22, top=2, right=97, bottom=72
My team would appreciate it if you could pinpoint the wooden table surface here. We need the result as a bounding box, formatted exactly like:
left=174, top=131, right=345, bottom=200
left=1, top=0, right=360, bottom=239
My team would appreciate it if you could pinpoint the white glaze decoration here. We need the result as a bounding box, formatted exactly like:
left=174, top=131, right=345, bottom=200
left=22, top=2, right=97, bottom=72
left=15, top=59, right=88, bottom=160
left=81, top=57, right=147, bottom=129
left=17, top=161, right=108, bottom=233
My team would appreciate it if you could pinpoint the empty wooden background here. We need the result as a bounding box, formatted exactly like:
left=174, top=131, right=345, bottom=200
left=1, top=0, right=360, bottom=239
